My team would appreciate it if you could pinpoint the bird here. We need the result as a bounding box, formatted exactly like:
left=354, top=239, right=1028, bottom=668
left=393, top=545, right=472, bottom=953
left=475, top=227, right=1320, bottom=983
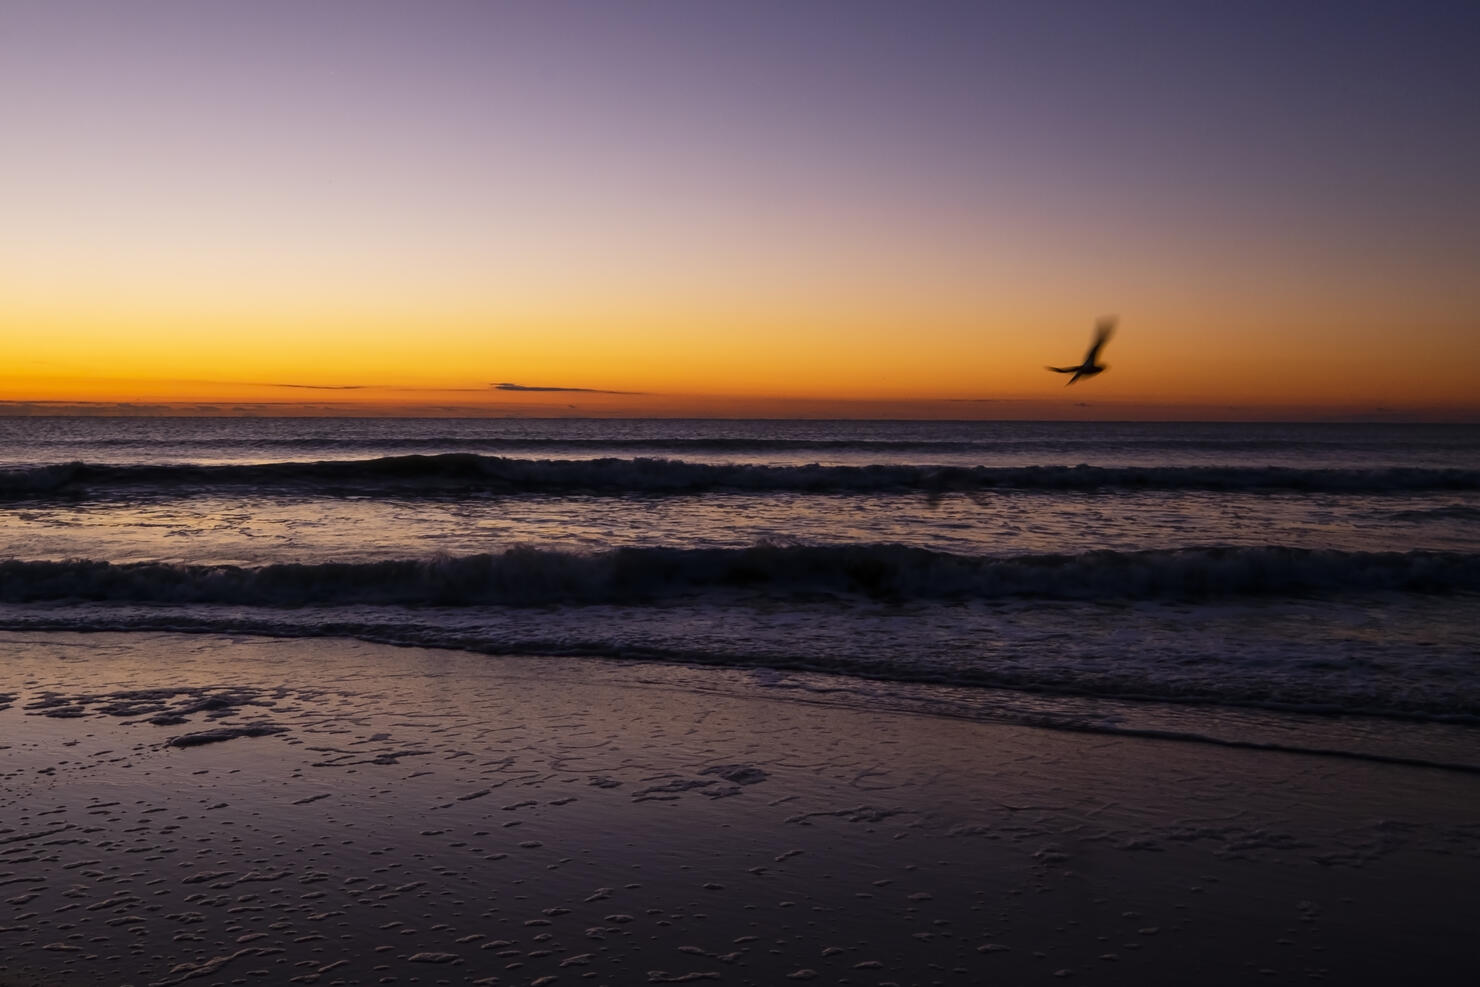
left=1047, top=317, right=1115, bottom=384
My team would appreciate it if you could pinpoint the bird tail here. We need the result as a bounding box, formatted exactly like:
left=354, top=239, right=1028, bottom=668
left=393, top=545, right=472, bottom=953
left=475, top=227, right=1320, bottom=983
left=1046, top=365, right=1075, bottom=374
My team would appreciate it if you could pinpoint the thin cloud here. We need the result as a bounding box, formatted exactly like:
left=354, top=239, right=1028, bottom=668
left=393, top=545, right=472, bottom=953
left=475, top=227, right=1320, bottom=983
left=494, top=382, right=643, bottom=395
left=262, top=383, right=490, bottom=393
left=268, top=383, right=367, bottom=390
left=260, top=382, right=493, bottom=393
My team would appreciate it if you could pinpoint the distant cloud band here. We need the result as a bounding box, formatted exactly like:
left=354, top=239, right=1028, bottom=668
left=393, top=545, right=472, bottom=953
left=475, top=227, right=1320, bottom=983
left=494, top=382, right=642, bottom=395
left=270, top=383, right=367, bottom=390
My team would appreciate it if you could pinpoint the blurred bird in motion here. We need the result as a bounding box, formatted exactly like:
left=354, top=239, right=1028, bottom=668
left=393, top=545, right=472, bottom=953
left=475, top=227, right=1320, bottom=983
left=1047, top=317, right=1115, bottom=384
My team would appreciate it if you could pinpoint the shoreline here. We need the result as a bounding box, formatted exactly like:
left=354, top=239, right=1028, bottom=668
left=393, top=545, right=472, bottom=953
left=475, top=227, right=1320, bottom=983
left=4, top=616, right=1477, bottom=775
left=3, top=631, right=1478, bottom=985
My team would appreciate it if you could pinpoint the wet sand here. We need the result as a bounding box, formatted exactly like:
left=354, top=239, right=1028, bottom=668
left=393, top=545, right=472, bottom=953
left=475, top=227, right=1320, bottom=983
left=2, top=632, right=1477, bottom=986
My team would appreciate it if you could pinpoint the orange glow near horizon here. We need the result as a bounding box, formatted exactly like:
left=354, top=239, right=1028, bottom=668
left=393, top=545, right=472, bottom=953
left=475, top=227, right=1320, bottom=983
left=7, top=282, right=1480, bottom=420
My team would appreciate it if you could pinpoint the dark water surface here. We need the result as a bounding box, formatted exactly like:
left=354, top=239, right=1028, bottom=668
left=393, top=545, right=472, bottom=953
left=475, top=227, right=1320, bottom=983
left=2, top=417, right=1477, bottom=766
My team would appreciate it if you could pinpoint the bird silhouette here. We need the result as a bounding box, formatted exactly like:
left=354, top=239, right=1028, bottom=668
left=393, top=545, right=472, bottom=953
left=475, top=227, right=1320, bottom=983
left=1047, top=318, right=1115, bottom=384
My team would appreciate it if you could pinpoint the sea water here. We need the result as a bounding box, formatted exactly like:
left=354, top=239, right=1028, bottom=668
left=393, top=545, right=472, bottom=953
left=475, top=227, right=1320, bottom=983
left=2, top=417, right=1477, bottom=767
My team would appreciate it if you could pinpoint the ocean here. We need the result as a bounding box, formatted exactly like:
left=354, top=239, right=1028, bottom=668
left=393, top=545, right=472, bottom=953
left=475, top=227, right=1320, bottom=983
left=2, top=417, right=1478, bottom=770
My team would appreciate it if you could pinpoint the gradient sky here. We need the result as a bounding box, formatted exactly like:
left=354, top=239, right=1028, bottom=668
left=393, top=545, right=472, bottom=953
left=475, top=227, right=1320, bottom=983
left=4, top=0, right=1478, bottom=418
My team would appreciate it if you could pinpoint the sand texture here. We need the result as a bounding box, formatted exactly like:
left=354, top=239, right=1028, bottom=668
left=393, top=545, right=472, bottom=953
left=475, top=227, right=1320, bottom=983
left=2, top=632, right=1477, bottom=986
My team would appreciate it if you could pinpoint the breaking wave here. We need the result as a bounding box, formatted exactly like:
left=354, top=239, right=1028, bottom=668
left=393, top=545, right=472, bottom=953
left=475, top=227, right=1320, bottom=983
left=2, top=545, right=1476, bottom=606
left=1389, top=503, right=1480, bottom=522
left=3, top=455, right=1478, bottom=499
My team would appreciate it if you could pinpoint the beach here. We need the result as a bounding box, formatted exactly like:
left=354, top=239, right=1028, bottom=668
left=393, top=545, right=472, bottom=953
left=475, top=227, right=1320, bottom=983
left=3, top=631, right=1476, bottom=986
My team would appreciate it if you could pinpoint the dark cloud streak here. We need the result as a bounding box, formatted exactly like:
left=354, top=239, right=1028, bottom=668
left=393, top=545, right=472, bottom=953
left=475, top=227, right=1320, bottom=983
left=268, top=383, right=366, bottom=390
left=494, top=382, right=643, bottom=395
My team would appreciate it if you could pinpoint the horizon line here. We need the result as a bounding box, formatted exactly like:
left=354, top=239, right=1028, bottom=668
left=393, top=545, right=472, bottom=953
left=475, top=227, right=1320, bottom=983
left=1, top=409, right=1476, bottom=426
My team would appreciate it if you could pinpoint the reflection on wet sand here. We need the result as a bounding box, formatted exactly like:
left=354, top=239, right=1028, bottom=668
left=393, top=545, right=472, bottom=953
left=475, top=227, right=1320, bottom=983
left=3, top=632, right=1477, bottom=985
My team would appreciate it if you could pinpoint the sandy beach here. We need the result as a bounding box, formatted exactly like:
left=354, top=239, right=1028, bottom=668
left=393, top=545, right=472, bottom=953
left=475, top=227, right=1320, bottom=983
left=2, top=631, right=1477, bottom=986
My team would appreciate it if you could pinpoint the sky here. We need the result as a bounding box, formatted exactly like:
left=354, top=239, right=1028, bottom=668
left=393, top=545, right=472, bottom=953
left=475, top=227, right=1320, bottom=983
left=3, top=0, right=1478, bottom=419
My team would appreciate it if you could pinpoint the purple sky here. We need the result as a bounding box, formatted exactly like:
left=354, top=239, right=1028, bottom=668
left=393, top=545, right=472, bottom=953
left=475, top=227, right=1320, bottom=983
left=4, top=0, right=1479, bottom=414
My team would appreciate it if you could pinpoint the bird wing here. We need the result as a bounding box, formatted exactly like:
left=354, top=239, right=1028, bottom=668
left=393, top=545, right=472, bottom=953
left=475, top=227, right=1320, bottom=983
left=1084, top=318, right=1115, bottom=364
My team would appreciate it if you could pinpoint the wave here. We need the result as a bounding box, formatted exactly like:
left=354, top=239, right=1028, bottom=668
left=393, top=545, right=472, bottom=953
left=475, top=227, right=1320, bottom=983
left=1389, top=503, right=1480, bottom=522
left=26, top=424, right=1480, bottom=456
left=16, top=436, right=1013, bottom=452
left=4, top=600, right=1478, bottom=747
left=4, top=455, right=1479, bottom=499
left=2, top=545, right=1476, bottom=606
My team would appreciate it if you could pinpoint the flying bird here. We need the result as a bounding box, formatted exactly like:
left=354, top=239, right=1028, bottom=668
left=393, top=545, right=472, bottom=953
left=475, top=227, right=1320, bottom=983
left=1047, top=318, right=1115, bottom=384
